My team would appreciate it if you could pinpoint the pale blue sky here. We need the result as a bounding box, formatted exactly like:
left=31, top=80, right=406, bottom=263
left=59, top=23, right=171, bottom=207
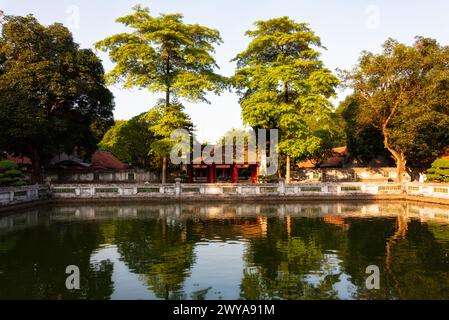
left=1, top=1, right=449, bottom=142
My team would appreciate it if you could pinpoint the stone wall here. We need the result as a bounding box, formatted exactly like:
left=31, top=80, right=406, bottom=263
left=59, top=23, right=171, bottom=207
left=295, top=167, right=411, bottom=182
left=44, top=169, right=159, bottom=184
left=0, top=185, right=49, bottom=207
left=48, top=181, right=449, bottom=203
left=2, top=182, right=449, bottom=208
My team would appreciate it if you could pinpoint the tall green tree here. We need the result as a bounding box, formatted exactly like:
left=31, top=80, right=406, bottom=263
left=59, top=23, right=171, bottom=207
left=99, top=113, right=157, bottom=169
left=304, top=111, right=347, bottom=167
left=96, top=5, right=226, bottom=182
left=144, top=100, right=194, bottom=183
left=218, top=128, right=254, bottom=145
left=343, top=37, right=449, bottom=181
left=337, top=95, right=392, bottom=165
left=232, top=17, right=339, bottom=182
left=0, top=14, right=114, bottom=183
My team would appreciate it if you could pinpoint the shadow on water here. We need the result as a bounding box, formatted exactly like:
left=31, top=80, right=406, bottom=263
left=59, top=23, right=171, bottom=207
left=0, top=201, right=449, bottom=300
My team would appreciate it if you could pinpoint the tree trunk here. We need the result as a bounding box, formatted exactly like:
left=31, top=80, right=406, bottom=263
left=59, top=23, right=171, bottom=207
left=162, top=156, right=167, bottom=184
left=379, top=96, right=407, bottom=183
left=382, top=128, right=406, bottom=182
left=395, top=153, right=407, bottom=183
left=166, top=88, right=170, bottom=108
left=165, top=54, right=171, bottom=108
left=385, top=146, right=406, bottom=182
left=285, top=155, right=291, bottom=183
left=283, top=83, right=290, bottom=182
left=161, top=54, right=170, bottom=185
left=29, top=146, right=42, bottom=184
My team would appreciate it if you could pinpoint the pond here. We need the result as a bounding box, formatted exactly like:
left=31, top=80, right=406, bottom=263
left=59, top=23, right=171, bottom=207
left=0, top=201, right=449, bottom=300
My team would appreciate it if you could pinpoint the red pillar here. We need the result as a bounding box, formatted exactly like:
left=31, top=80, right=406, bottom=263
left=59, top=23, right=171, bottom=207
left=208, top=164, right=216, bottom=183
left=231, top=165, right=239, bottom=183
left=251, top=164, right=259, bottom=183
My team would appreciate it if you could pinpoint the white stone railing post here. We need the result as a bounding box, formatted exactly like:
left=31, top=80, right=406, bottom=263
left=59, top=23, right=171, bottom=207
left=175, top=178, right=182, bottom=196
left=279, top=178, right=285, bottom=195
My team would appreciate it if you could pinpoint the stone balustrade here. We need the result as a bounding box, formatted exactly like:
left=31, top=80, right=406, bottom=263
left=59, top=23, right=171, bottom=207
left=0, top=185, right=49, bottom=207
left=47, top=181, right=444, bottom=201
left=2, top=182, right=449, bottom=208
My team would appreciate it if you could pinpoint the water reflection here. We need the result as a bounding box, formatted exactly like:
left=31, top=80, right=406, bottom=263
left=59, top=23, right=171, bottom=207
left=0, top=202, right=448, bottom=299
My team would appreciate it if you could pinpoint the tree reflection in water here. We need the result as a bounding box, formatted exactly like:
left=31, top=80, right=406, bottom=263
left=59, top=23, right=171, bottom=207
left=113, top=216, right=196, bottom=300
left=0, top=202, right=449, bottom=299
left=0, top=214, right=114, bottom=299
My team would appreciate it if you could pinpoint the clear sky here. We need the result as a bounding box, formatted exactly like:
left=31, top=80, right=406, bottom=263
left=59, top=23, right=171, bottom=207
left=1, top=1, right=449, bottom=142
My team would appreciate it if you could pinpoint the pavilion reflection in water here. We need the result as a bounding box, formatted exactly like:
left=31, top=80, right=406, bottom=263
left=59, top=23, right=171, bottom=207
left=1, top=202, right=449, bottom=300
left=1, top=202, right=449, bottom=234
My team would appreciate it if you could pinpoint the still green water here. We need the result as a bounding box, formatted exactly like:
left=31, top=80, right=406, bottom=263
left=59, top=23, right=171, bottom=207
left=0, top=201, right=449, bottom=300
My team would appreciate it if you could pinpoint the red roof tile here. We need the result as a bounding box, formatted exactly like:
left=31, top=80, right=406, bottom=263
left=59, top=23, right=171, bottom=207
left=91, top=151, right=128, bottom=170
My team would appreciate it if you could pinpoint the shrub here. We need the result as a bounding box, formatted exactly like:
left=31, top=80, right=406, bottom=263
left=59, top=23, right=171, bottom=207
left=4, top=169, right=22, bottom=176
left=426, top=159, right=449, bottom=182
left=0, top=160, right=17, bottom=170
left=0, top=177, right=15, bottom=185
left=11, top=180, right=27, bottom=187
left=0, top=161, right=27, bottom=187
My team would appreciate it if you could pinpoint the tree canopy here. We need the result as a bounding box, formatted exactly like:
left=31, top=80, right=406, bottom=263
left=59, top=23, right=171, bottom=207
left=232, top=17, right=339, bottom=181
left=0, top=14, right=114, bottom=183
left=337, top=95, right=392, bottom=165
left=98, top=114, right=157, bottom=169
left=96, top=5, right=226, bottom=182
left=144, top=100, right=194, bottom=183
left=343, top=37, right=449, bottom=180
left=95, top=5, right=226, bottom=105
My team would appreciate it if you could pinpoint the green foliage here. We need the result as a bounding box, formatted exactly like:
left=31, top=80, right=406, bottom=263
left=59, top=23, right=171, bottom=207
left=232, top=16, right=339, bottom=172
left=95, top=5, right=226, bottom=104
left=217, top=128, right=254, bottom=146
left=0, top=14, right=114, bottom=183
left=426, top=159, right=449, bottom=182
left=343, top=37, right=449, bottom=172
left=4, top=169, right=22, bottom=177
left=99, top=114, right=157, bottom=169
left=96, top=6, right=226, bottom=182
left=0, top=160, right=17, bottom=170
left=144, top=100, right=194, bottom=158
left=304, top=112, right=347, bottom=165
left=338, top=95, right=392, bottom=164
left=0, top=161, right=27, bottom=186
left=257, top=175, right=273, bottom=183
left=429, top=159, right=449, bottom=170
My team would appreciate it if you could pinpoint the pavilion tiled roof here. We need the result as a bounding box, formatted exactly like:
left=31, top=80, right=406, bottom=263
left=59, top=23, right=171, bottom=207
left=91, top=150, right=128, bottom=170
